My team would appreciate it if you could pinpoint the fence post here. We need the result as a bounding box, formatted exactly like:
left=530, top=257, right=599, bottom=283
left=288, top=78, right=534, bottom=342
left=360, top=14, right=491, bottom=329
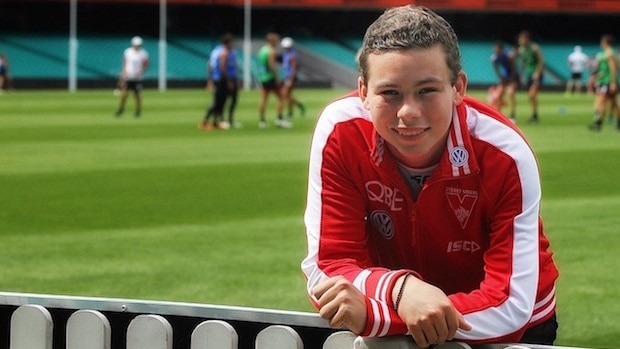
left=354, top=335, right=419, bottom=349
left=323, top=331, right=357, bottom=349
left=10, top=304, right=53, bottom=349
left=255, top=325, right=303, bottom=349
left=127, top=314, right=173, bottom=349
left=66, top=309, right=111, bottom=349
left=191, top=320, right=238, bottom=349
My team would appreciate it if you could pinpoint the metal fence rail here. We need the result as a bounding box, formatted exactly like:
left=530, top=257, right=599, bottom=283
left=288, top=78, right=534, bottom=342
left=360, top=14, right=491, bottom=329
left=0, top=291, right=585, bottom=349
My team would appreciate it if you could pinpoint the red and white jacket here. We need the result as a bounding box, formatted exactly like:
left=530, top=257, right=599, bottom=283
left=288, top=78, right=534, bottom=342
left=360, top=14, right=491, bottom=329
left=302, top=92, right=558, bottom=343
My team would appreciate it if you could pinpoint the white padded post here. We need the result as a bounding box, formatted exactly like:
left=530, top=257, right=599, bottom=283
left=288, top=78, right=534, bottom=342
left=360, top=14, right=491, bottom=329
left=323, top=331, right=357, bottom=349
left=354, top=336, right=415, bottom=349
left=126, top=314, right=173, bottom=349
left=191, top=320, right=238, bottom=349
left=255, top=325, right=303, bottom=349
left=10, top=304, right=53, bottom=349
left=66, top=309, right=111, bottom=349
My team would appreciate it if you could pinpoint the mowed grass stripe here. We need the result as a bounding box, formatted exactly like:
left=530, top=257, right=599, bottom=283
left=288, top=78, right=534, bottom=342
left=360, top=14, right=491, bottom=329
left=537, top=148, right=620, bottom=199
left=0, top=160, right=309, bottom=234
left=0, top=110, right=320, bottom=142
left=0, top=88, right=343, bottom=127
left=1, top=131, right=312, bottom=174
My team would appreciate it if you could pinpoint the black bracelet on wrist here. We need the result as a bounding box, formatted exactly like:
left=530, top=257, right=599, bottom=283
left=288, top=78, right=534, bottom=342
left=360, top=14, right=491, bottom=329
left=394, top=273, right=412, bottom=311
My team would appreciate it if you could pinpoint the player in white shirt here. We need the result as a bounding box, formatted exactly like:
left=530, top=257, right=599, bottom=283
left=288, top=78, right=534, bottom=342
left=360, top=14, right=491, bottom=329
left=565, top=45, right=589, bottom=95
left=116, top=36, right=149, bottom=117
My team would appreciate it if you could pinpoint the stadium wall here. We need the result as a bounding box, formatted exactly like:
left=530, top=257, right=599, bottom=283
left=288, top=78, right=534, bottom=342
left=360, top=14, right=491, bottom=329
left=22, top=0, right=620, bottom=12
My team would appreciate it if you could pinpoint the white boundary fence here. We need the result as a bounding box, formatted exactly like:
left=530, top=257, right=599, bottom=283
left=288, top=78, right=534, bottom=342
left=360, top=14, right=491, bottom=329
left=0, top=291, right=340, bottom=349
left=0, top=291, right=583, bottom=349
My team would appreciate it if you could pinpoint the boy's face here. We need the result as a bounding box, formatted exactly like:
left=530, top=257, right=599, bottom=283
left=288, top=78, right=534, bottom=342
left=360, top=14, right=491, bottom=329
left=358, top=45, right=466, bottom=168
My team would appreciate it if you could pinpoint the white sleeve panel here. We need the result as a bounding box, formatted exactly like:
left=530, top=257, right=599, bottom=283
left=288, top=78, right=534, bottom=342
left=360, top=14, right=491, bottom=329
left=301, top=96, right=369, bottom=292
left=455, top=108, right=542, bottom=340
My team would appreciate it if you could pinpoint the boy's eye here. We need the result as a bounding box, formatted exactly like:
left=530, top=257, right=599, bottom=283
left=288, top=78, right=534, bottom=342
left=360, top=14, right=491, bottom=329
left=418, top=87, right=436, bottom=95
left=380, top=89, right=399, bottom=96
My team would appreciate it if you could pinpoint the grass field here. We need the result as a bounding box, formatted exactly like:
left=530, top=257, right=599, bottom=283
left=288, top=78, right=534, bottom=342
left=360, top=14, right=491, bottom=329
left=1, top=87, right=619, bottom=348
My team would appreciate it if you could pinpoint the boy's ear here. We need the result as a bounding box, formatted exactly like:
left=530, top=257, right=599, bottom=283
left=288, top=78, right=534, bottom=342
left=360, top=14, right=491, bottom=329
left=358, top=77, right=370, bottom=110
left=453, top=71, right=468, bottom=105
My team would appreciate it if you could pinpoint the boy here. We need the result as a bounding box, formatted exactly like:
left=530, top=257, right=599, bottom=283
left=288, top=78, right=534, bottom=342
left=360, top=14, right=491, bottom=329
left=302, top=5, right=558, bottom=348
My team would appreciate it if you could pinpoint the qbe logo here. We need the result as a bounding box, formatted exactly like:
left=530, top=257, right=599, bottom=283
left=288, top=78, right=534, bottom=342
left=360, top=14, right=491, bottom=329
left=365, top=180, right=404, bottom=211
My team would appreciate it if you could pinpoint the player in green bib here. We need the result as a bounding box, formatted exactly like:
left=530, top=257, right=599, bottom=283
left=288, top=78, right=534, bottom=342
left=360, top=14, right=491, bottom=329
left=256, top=32, right=291, bottom=129
left=257, top=44, right=275, bottom=83
left=590, top=34, right=619, bottom=131
left=518, top=30, right=545, bottom=124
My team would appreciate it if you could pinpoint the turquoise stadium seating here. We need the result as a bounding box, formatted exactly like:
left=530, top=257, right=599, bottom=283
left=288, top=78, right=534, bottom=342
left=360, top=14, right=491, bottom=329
left=0, top=34, right=218, bottom=81
left=0, top=33, right=600, bottom=87
left=0, top=34, right=69, bottom=78
left=336, top=37, right=600, bottom=86
left=296, top=37, right=358, bottom=69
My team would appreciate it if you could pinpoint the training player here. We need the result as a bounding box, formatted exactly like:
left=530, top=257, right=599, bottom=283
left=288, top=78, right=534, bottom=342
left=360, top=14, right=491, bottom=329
left=115, top=36, right=149, bottom=118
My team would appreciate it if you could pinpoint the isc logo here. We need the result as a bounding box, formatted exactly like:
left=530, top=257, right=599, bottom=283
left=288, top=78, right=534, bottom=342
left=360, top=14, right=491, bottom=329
left=447, top=240, right=481, bottom=253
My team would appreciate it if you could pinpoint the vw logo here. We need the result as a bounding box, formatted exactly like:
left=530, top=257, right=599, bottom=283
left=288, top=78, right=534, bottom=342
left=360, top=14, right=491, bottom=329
left=370, top=210, right=394, bottom=240
left=449, top=146, right=468, bottom=167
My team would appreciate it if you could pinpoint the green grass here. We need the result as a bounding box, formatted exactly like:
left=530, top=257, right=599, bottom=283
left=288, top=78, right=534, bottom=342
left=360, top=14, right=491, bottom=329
left=1, top=88, right=619, bottom=348
left=0, top=88, right=341, bottom=312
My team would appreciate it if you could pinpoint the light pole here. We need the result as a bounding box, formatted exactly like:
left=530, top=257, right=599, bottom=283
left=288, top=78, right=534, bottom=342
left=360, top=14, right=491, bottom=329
left=159, top=0, right=167, bottom=92
left=68, top=0, right=78, bottom=92
left=243, top=0, right=252, bottom=90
